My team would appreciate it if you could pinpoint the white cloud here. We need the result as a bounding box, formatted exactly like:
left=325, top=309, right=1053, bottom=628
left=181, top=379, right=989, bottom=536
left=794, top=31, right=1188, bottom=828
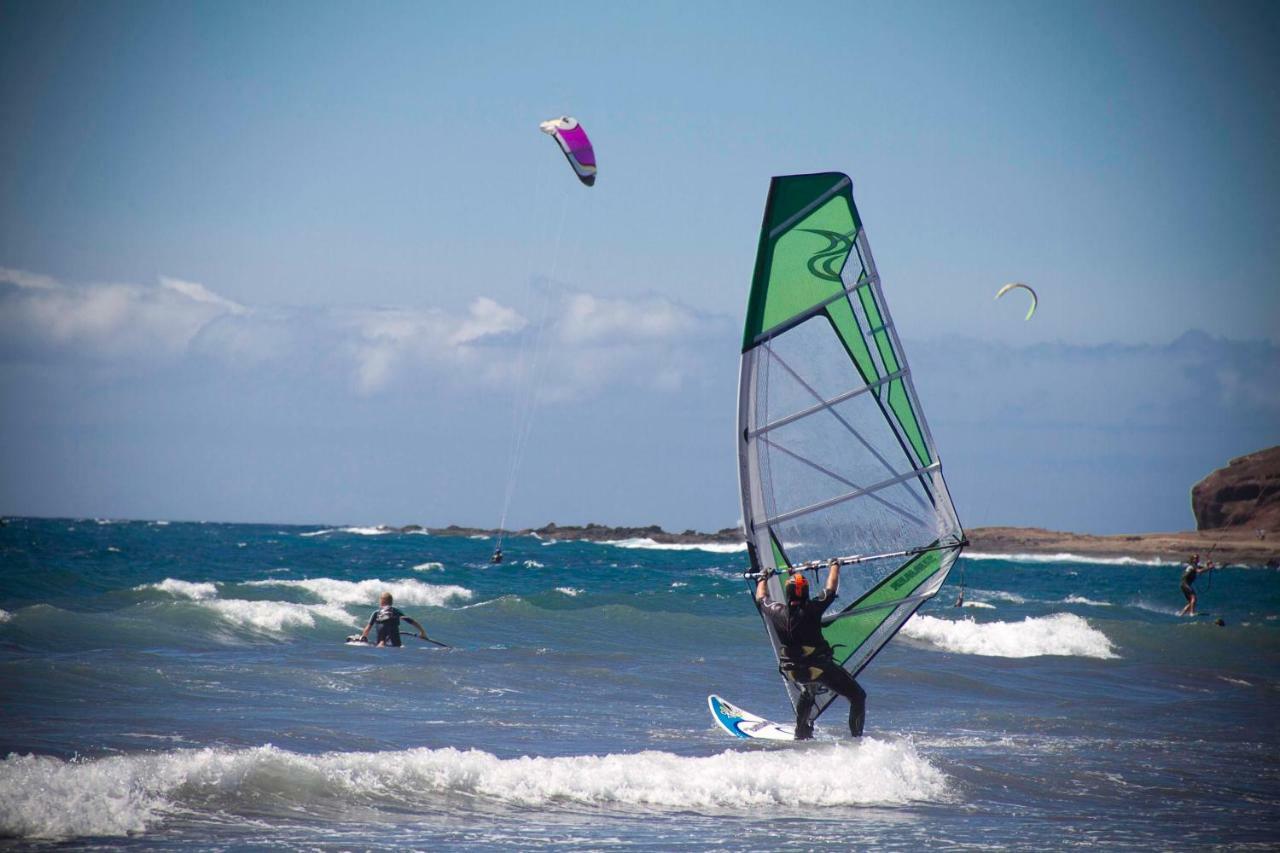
left=159, top=276, right=246, bottom=315
left=0, top=266, right=727, bottom=398
left=0, top=269, right=240, bottom=359
left=0, top=268, right=58, bottom=290
left=450, top=297, right=526, bottom=346
left=558, top=292, right=699, bottom=344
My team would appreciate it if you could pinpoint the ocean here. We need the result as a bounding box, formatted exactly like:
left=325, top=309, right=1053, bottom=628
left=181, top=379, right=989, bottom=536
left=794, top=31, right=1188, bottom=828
left=0, top=517, right=1276, bottom=849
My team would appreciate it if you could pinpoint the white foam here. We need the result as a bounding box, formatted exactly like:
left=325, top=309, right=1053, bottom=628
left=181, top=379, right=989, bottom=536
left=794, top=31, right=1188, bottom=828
left=555, top=587, right=583, bottom=597
left=966, top=551, right=1179, bottom=567
left=1062, top=595, right=1111, bottom=607
left=200, top=599, right=353, bottom=632
left=141, top=578, right=219, bottom=600
left=244, top=577, right=472, bottom=608
left=298, top=528, right=337, bottom=537
left=670, top=582, right=688, bottom=588
left=960, top=601, right=995, bottom=609
left=412, top=562, right=443, bottom=571
left=341, top=526, right=393, bottom=536
left=967, top=588, right=1026, bottom=604
left=0, top=740, right=947, bottom=839
left=602, top=537, right=747, bottom=554
left=902, top=613, right=1118, bottom=659
left=468, top=534, right=490, bottom=540
left=522, top=560, right=544, bottom=568
left=1130, top=599, right=1180, bottom=616
left=0, top=609, right=10, bottom=623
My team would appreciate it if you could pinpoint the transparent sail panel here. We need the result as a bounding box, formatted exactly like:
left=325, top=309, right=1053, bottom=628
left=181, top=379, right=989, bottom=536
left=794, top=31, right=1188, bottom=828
left=738, top=172, right=965, bottom=727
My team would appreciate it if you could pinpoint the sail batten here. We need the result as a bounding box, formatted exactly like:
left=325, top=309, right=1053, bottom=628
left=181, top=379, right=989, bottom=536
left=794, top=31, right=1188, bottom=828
left=737, top=172, right=965, bottom=727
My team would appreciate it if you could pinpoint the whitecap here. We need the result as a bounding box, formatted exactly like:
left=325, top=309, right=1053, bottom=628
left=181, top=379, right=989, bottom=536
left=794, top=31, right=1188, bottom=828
left=602, top=537, right=747, bottom=554
left=244, top=577, right=472, bottom=608
left=901, top=612, right=1118, bottom=659
left=1062, top=595, right=1111, bottom=607
left=555, top=587, right=583, bottom=597
left=522, top=560, right=544, bottom=568
left=200, top=599, right=353, bottom=632
left=139, top=579, right=219, bottom=601
left=965, top=551, right=1179, bottom=567
left=0, top=739, right=947, bottom=839
left=967, top=588, right=1025, bottom=604
left=412, top=562, right=443, bottom=572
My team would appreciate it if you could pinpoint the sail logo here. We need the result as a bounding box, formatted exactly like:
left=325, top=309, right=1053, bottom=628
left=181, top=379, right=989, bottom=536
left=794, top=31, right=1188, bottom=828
left=799, top=228, right=857, bottom=283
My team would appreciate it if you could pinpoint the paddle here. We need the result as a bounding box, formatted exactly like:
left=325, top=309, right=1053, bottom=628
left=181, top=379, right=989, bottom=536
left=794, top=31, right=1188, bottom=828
left=407, top=633, right=452, bottom=649
left=345, top=632, right=451, bottom=649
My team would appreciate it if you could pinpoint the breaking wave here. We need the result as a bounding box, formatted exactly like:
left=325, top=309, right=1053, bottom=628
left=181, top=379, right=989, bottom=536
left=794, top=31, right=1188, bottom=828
left=602, top=538, right=747, bottom=554
left=0, top=739, right=948, bottom=840
left=966, top=551, right=1179, bottom=567
left=139, top=578, right=219, bottom=600
left=243, top=578, right=472, bottom=608
left=901, top=613, right=1118, bottom=659
left=201, top=599, right=353, bottom=631
left=1062, top=595, right=1111, bottom=607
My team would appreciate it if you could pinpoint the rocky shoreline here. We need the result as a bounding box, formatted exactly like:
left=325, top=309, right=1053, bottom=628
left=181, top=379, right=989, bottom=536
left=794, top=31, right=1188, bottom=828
left=394, top=521, right=1278, bottom=566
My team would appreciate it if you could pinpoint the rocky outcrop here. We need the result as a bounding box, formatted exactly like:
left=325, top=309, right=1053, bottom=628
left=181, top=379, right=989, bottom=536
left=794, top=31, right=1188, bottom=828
left=424, top=522, right=744, bottom=545
left=1191, top=446, right=1280, bottom=532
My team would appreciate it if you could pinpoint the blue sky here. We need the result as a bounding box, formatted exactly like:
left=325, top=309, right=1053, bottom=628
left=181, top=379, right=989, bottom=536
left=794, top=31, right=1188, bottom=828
left=1, top=1, right=1276, bottom=533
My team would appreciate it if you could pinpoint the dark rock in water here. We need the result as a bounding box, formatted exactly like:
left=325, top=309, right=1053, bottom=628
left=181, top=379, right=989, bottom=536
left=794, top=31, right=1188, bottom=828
left=1191, top=446, right=1280, bottom=533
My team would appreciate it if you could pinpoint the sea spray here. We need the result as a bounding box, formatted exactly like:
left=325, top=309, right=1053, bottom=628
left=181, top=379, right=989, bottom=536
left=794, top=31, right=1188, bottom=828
left=0, top=740, right=948, bottom=840
left=901, top=613, right=1118, bottom=659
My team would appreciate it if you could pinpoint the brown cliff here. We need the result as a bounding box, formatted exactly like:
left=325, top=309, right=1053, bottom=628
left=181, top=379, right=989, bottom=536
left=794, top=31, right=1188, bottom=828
left=1191, top=446, right=1280, bottom=533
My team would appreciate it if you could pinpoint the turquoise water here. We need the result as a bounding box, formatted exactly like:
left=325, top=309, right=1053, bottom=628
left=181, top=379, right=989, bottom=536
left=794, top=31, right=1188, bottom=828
left=1, top=517, right=1277, bottom=848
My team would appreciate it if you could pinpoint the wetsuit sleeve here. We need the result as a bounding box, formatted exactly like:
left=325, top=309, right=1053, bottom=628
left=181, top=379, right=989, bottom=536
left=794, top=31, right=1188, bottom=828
left=366, top=610, right=378, bottom=627
left=812, top=593, right=836, bottom=617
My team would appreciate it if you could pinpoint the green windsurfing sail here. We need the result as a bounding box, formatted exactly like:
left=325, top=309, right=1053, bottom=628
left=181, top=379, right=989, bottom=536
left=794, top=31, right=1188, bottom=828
left=738, top=172, right=965, bottom=726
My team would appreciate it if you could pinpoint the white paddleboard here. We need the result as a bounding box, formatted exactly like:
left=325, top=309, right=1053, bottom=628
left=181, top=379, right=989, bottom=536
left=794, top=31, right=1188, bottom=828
left=707, top=694, right=795, bottom=741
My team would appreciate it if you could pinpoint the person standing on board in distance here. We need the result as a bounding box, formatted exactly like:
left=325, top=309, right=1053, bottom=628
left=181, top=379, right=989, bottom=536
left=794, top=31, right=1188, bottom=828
left=756, top=559, right=867, bottom=740
left=358, top=592, right=428, bottom=647
left=1178, top=554, right=1218, bottom=617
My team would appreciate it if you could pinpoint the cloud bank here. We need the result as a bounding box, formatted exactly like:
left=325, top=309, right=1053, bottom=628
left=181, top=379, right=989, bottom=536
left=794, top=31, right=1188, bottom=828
left=0, top=268, right=724, bottom=398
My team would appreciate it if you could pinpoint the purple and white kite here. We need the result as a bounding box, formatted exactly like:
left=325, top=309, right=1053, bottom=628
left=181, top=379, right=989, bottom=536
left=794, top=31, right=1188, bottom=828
left=539, top=116, right=596, bottom=187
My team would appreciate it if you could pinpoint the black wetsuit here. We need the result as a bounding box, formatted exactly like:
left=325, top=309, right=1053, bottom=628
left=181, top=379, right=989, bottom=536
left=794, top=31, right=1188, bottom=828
left=1181, top=565, right=1199, bottom=601
left=762, top=592, right=866, bottom=738
left=367, top=605, right=406, bottom=647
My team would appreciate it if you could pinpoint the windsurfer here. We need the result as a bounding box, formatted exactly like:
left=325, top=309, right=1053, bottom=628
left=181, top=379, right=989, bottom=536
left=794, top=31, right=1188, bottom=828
left=1177, top=555, right=1217, bottom=617
left=756, top=560, right=867, bottom=739
left=358, top=592, right=429, bottom=647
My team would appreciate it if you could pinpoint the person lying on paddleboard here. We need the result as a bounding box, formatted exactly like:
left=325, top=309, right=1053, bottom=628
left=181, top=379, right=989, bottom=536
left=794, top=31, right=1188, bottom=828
left=755, top=559, right=866, bottom=740
left=1177, top=554, right=1217, bottom=617
left=358, top=592, right=428, bottom=647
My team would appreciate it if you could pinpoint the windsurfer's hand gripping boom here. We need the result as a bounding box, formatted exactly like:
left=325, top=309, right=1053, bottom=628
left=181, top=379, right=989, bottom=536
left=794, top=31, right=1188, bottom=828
left=743, top=537, right=968, bottom=582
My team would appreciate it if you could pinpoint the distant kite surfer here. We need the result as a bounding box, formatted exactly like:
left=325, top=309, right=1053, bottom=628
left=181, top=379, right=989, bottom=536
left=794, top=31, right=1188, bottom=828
left=490, top=546, right=504, bottom=564
left=1177, top=554, right=1217, bottom=617
left=755, top=560, right=866, bottom=740
left=358, top=592, right=429, bottom=647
